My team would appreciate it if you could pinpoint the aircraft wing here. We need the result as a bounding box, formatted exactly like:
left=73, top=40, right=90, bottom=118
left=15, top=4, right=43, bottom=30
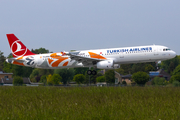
left=65, top=52, right=105, bottom=66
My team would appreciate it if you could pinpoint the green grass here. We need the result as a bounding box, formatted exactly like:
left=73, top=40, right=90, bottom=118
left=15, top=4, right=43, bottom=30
left=0, top=86, right=180, bottom=120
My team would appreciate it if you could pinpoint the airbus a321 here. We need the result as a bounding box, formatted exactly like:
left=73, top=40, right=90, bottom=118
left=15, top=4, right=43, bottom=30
left=6, top=34, right=176, bottom=75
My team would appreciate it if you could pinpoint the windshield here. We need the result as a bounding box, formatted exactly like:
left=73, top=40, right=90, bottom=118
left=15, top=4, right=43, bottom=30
left=163, top=48, right=171, bottom=51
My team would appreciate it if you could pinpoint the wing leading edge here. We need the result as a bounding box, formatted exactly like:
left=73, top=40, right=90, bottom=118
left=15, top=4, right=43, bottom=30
left=65, top=52, right=106, bottom=66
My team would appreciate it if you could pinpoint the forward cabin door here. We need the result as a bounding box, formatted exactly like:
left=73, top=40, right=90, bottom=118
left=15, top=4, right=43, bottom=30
left=154, top=46, right=159, bottom=56
left=153, top=46, right=160, bottom=60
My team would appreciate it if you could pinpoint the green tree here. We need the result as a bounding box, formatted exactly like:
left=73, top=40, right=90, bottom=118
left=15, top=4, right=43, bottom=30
left=132, top=64, right=142, bottom=74
left=12, top=65, right=33, bottom=77
left=12, top=65, right=24, bottom=77
left=132, top=63, right=156, bottom=74
left=3, top=53, right=13, bottom=73
left=97, top=72, right=103, bottom=77
left=96, top=76, right=105, bottom=82
left=152, top=77, right=166, bottom=85
left=160, top=56, right=179, bottom=74
left=178, top=55, right=180, bottom=63
left=169, top=74, right=180, bottom=83
left=132, top=72, right=150, bottom=85
left=51, top=74, right=62, bottom=85
left=120, top=62, right=156, bottom=75
left=145, top=64, right=155, bottom=72
left=74, top=68, right=89, bottom=75
left=22, top=67, right=34, bottom=77
left=73, top=74, right=85, bottom=84
left=30, top=69, right=39, bottom=82
left=115, top=68, right=125, bottom=75
left=40, top=75, right=47, bottom=85
left=105, top=70, right=115, bottom=83
left=13, top=76, right=23, bottom=86
left=47, top=74, right=53, bottom=85
left=3, top=61, right=13, bottom=73
left=54, top=68, right=74, bottom=84
left=31, top=48, right=49, bottom=54
left=38, top=69, right=54, bottom=76
left=172, top=65, right=180, bottom=75
left=0, top=51, right=5, bottom=71
left=121, top=64, right=133, bottom=75
left=173, top=81, right=180, bottom=87
left=29, top=68, right=54, bottom=82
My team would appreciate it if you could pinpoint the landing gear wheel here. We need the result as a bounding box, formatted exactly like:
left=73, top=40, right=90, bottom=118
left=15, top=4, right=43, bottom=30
left=87, top=70, right=92, bottom=75
left=92, top=70, right=97, bottom=75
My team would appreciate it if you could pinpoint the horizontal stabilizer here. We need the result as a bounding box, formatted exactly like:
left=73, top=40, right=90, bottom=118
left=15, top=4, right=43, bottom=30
left=6, top=58, right=25, bottom=63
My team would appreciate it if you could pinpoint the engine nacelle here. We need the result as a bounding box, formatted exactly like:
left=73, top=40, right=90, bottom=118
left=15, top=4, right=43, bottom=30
left=97, top=60, right=118, bottom=69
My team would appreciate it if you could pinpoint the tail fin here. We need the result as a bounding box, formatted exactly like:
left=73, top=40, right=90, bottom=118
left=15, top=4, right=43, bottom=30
left=6, top=34, right=36, bottom=57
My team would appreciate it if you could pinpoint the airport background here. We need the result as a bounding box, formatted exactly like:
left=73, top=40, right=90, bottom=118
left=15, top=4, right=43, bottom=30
left=1, top=1, right=180, bottom=119
left=0, top=48, right=180, bottom=86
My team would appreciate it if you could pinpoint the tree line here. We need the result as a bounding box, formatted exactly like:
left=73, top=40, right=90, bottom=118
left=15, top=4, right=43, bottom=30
left=0, top=48, right=180, bottom=85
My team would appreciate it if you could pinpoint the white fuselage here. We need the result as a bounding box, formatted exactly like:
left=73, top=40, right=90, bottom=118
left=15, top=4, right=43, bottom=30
left=9, top=45, right=176, bottom=69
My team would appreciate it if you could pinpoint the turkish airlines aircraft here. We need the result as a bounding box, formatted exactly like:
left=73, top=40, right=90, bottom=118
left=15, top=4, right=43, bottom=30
left=6, top=34, right=176, bottom=75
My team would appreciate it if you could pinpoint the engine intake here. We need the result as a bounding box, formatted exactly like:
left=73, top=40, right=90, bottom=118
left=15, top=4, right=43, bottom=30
left=97, top=60, right=120, bottom=69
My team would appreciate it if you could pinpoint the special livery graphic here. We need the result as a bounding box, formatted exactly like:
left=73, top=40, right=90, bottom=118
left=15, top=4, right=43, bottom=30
left=25, top=57, right=35, bottom=66
left=6, top=34, right=176, bottom=75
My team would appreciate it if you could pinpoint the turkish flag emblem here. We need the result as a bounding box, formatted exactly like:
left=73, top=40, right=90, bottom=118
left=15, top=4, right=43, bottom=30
left=11, top=41, right=27, bottom=57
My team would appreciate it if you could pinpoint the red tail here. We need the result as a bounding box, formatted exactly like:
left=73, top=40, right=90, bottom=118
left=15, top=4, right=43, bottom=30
left=6, top=34, right=36, bottom=57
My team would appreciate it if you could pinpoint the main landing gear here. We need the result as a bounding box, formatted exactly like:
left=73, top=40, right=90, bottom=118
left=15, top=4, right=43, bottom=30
left=87, top=70, right=97, bottom=75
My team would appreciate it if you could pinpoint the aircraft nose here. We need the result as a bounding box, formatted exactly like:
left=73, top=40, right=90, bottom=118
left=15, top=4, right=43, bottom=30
left=172, top=51, right=176, bottom=58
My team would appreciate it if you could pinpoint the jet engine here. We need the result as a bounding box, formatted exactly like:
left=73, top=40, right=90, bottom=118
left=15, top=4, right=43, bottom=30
left=97, top=60, right=120, bottom=69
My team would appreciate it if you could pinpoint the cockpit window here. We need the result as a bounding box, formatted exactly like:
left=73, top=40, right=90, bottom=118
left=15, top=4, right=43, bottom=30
left=163, top=48, right=171, bottom=51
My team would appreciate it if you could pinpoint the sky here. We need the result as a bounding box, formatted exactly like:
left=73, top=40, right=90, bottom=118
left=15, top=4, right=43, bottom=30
left=0, top=0, right=180, bottom=56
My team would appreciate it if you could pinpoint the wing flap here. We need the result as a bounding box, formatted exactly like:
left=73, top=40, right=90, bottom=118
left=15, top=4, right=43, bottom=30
left=65, top=52, right=104, bottom=66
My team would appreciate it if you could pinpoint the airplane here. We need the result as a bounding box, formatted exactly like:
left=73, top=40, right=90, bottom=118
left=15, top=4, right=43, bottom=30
left=6, top=34, right=176, bottom=75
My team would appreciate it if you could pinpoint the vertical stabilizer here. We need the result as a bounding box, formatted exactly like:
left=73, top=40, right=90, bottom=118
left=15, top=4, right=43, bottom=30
left=6, top=34, right=36, bottom=57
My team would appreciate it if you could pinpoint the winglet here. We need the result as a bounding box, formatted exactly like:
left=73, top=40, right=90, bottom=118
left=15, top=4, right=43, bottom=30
left=6, top=34, right=36, bottom=57
left=61, top=52, right=66, bottom=56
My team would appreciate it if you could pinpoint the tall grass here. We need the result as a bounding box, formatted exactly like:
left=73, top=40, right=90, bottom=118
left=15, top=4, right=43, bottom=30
left=0, top=86, right=179, bottom=120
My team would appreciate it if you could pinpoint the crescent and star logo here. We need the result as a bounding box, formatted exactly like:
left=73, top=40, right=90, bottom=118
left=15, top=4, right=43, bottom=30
left=11, top=40, right=27, bottom=57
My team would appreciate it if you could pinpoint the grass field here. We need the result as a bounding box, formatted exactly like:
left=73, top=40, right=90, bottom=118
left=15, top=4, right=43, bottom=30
left=0, top=86, right=180, bottom=120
